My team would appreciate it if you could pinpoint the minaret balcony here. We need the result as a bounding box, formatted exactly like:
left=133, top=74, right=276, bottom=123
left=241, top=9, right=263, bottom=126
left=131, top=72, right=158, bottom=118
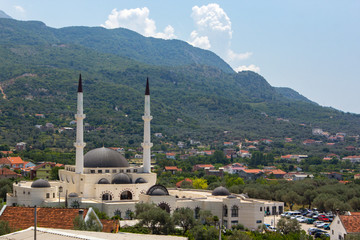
left=75, top=114, right=86, bottom=119
left=74, top=142, right=86, bottom=148
left=141, top=142, right=153, bottom=148
left=142, top=115, right=153, bottom=121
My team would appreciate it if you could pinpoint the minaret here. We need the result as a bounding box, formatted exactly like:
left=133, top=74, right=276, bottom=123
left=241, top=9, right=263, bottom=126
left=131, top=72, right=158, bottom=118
left=74, top=74, right=86, bottom=174
left=141, top=78, right=153, bottom=173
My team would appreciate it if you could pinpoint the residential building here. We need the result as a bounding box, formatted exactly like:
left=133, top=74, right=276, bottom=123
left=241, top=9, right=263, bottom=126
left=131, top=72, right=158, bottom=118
left=164, top=166, right=182, bottom=174
left=15, top=142, right=26, bottom=151
left=343, top=156, right=360, bottom=163
left=30, top=162, right=57, bottom=180
left=193, top=164, right=214, bottom=171
left=0, top=158, right=11, bottom=168
left=0, top=168, right=21, bottom=179
left=166, top=152, right=176, bottom=159
left=238, top=169, right=264, bottom=180
left=223, top=163, right=247, bottom=174
left=7, top=156, right=24, bottom=170
left=330, top=212, right=360, bottom=240
left=292, top=174, right=314, bottom=181
left=264, top=169, right=287, bottom=179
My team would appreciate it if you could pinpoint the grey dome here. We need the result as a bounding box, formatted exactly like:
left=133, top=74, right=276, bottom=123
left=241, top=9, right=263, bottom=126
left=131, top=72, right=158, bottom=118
left=212, top=186, right=230, bottom=196
left=98, top=178, right=110, bottom=184
left=146, top=185, right=169, bottom=196
left=84, top=147, right=129, bottom=168
left=68, top=192, right=78, bottom=198
left=31, top=179, right=51, bottom=188
left=112, top=173, right=132, bottom=184
left=135, top=178, right=147, bottom=184
left=150, top=189, right=167, bottom=196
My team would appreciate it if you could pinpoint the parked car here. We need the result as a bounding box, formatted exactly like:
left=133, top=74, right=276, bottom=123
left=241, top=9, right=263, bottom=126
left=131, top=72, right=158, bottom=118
left=297, top=216, right=308, bottom=223
left=316, top=222, right=327, bottom=228
left=314, top=232, right=330, bottom=238
left=318, top=215, right=330, bottom=222
left=306, top=218, right=316, bottom=224
left=308, top=228, right=326, bottom=235
left=266, top=226, right=277, bottom=232
left=324, top=223, right=331, bottom=230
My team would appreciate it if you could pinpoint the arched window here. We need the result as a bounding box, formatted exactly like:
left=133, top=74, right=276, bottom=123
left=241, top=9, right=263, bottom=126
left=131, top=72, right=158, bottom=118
left=102, top=193, right=112, bottom=201
left=223, top=205, right=228, bottom=217
left=114, top=209, right=121, bottom=218
left=158, top=202, right=171, bottom=213
left=120, top=191, right=132, bottom=200
left=231, top=205, right=238, bottom=217
left=125, top=210, right=132, bottom=220
left=195, top=207, right=200, bottom=219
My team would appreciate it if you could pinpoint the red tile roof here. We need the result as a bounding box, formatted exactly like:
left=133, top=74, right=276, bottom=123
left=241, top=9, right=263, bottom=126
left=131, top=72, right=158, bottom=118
left=0, top=168, right=20, bottom=177
left=242, top=169, right=263, bottom=174
left=195, top=164, right=214, bottom=168
left=32, top=162, right=56, bottom=171
left=164, top=166, right=182, bottom=171
left=340, top=213, right=360, bottom=233
left=0, top=206, right=89, bottom=231
left=7, top=156, right=24, bottom=164
left=176, top=178, right=193, bottom=188
left=0, top=151, right=13, bottom=155
left=0, top=158, right=11, bottom=165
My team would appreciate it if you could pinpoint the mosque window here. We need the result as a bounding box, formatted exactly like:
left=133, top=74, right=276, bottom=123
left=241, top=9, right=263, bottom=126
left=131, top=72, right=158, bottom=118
left=90, top=170, right=95, bottom=174
left=231, top=206, right=239, bottom=217
left=125, top=210, right=133, bottom=220
left=112, top=170, right=117, bottom=173
left=23, top=191, right=25, bottom=194
left=102, top=193, right=112, bottom=201
left=120, top=170, right=124, bottom=173
left=126, top=169, right=131, bottom=173
left=223, top=205, right=228, bottom=217
left=260, top=207, right=262, bottom=212
left=98, top=170, right=102, bottom=173
left=256, top=220, right=262, bottom=223
left=114, top=209, right=121, bottom=218
left=53, top=193, right=55, bottom=198
left=120, top=191, right=133, bottom=200
left=28, top=192, right=30, bottom=195
left=105, top=170, right=109, bottom=173
left=46, top=193, right=50, bottom=198
left=134, top=169, right=137, bottom=172
left=195, top=207, right=200, bottom=219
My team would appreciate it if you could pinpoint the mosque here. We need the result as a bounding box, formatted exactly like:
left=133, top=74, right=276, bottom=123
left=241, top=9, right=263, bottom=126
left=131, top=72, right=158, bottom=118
left=6, top=75, right=283, bottom=230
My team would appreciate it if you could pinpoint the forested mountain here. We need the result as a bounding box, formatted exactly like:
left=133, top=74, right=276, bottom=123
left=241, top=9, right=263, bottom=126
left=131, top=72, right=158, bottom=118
left=0, top=10, right=12, bottom=19
left=0, top=17, right=359, bottom=150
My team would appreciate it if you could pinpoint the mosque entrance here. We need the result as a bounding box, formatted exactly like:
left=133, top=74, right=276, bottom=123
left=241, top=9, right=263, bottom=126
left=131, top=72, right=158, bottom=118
left=120, top=191, right=132, bottom=200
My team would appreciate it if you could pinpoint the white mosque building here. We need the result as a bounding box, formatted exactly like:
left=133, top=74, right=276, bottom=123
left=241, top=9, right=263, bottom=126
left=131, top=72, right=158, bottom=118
left=6, top=75, right=283, bottom=230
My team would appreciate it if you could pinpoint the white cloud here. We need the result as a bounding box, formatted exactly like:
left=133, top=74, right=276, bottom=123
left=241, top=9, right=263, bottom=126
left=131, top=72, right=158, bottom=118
left=235, top=64, right=261, bottom=73
left=189, top=3, right=253, bottom=66
left=189, top=31, right=211, bottom=49
left=14, top=5, right=25, bottom=13
left=102, top=8, right=176, bottom=39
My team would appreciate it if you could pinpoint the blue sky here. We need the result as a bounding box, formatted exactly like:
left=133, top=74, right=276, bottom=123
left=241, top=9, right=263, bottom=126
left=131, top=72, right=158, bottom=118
left=1, top=0, right=359, bottom=113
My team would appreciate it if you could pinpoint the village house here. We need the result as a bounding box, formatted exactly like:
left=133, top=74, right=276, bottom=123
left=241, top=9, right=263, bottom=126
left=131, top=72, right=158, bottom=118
left=264, top=169, right=287, bottom=179
left=15, top=142, right=26, bottom=151
left=205, top=168, right=224, bottom=177
left=193, top=164, right=214, bottom=171
left=30, top=162, right=57, bottom=180
left=238, top=169, right=264, bottom=180
left=303, top=139, right=316, bottom=145
left=166, top=152, right=176, bottom=159
left=223, top=163, right=247, bottom=174
left=345, top=146, right=356, bottom=151
left=223, top=142, right=234, bottom=146
left=342, top=156, right=360, bottom=163
left=0, top=158, right=11, bottom=168
left=0, top=168, right=21, bottom=179
left=354, top=174, right=360, bottom=180
left=7, top=156, right=25, bottom=170
left=292, top=174, right=314, bottom=181
left=176, top=178, right=193, bottom=188
left=238, top=150, right=251, bottom=158
left=281, top=154, right=308, bottom=163
left=164, top=166, right=182, bottom=174
left=330, top=212, right=360, bottom=240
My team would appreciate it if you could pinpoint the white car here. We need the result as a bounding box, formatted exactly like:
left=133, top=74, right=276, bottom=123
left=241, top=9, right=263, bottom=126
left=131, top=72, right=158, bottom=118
left=315, top=222, right=326, bottom=228
left=267, top=226, right=276, bottom=232
left=313, top=221, right=324, bottom=226
left=297, top=216, right=308, bottom=223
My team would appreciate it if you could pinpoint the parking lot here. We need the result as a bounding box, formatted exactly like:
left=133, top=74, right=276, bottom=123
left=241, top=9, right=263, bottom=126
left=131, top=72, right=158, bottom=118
left=264, top=216, right=330, bottom=235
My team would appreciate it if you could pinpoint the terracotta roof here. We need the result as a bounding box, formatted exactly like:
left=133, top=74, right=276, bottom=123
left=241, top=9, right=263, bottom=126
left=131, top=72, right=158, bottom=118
left=0, top=206, right=89, bottom=231
left=166, top=152, right=176, bottom=156
left=164, top=166, right=182, bottom=171
left=242, top=169, right=263, bottom=174
left=176, top=178, right=193, bottom=188
left=340, top=214, right=360, bottom=233
left=0, top=168, right=20, bottom=177
left=0, top=151, right=13, bottom=155
left=265, top=169, right=286, bottom=175
left=0, top=158, right=11, bottom=165
left=195, top=164, right=214, bottom=168
left=7, top=156, right=24, bottom=164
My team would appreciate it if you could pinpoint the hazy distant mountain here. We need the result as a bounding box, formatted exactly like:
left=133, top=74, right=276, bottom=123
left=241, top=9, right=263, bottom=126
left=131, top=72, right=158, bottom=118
left=0, top=10, right=12, bottom=19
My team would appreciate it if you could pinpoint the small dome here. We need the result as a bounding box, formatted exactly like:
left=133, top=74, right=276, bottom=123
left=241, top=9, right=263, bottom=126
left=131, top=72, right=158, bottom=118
left=151, top=189, right=167, bottom=196
left=98, top=178, right=110, bottom=184
left=146, top=185, right=169, bottom=196
left=227, top=195, right=236, bottom=199
left=84, top=147, right=129, bottom=168
left=212, top=186, right=230, bottom=196
left=31, top=179, right=51, bottom=188
left=112, top=173, right=132, bottom=184
left=135, top=178, right=147, bottom=184
left=68, top=192, right=78, bottom=198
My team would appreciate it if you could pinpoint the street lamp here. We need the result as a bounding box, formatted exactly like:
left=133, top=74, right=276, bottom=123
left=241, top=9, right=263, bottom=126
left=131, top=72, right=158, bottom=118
left=58, top=186, right=63, bottom=207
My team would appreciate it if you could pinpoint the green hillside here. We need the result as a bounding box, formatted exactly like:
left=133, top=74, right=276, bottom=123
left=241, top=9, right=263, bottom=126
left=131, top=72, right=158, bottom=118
left=0, top=18, right=360, bottom=151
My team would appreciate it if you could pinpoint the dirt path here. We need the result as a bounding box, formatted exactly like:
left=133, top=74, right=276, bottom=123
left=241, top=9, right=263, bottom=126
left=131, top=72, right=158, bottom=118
left=0, top=85, right=6, bottom=99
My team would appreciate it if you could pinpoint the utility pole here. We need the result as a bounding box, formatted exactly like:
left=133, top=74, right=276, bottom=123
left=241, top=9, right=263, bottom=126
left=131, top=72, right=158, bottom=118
left=34, top=206, right=37, bottom=240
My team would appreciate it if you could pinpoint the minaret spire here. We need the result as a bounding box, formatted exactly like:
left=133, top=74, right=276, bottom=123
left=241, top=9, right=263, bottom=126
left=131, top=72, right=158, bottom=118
left=74, top=74, right=86, bottom=174
left=141, top=77, right=153, bottom=173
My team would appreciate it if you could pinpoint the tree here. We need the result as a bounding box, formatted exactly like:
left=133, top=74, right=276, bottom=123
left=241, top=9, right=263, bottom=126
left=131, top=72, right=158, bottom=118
left=304, top=189, right=317, bottom=209
left=73, top=212, right=102, bottom=232
left=189, top=225, right=218, bottom=240
left=193, top=178, right=208, bottom=189
left=173, top=208, right=198, bottom=234
left=282, top=191, right=301, bottom=210
left=0, top=220, right=13, bottom=235
left=276, top=218, right=300, bottom=235
left=50, top=166, right=64, bottom=180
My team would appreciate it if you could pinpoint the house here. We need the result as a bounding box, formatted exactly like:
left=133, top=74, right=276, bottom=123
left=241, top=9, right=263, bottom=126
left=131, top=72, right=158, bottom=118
left=203, top=150, right=215, bottom=156
left=247, top=145, right=257, bottom=150
left=223, top=163, right=247, bottom=174
left=15, top=142, right=26, bottom=151
left=345, top=146, right=356, bottom=151
left=354, top=174, right=360, bottom=180
left=176, top=178, right=193, bottom=188
left=0, top=168, right=21, bottom=179
left=292, top=174, right=314, bottom=181
left=238, top=169, right=264, bottom=180
left=164, top=166, right=182, bottom=174
left=223, top=142, right=234, bottom=146
left=134, top=154, right=143, bottom=159
left=330, top=212, right=360, bottom=240
left=223, top=148, right=236, bottom=156
left=0, top=206, right=118, bottom=233
left=0, top=151, right=13, bottom=156
left=281, top=155, right=308, bottom=163
left=284, top=138, right=293, bottom=143
left=343, top=156, right=360, bottom=163
left=30, top=162, right=57, bottom=179
left=262, top=139, right=273, bottom=144
left=303, top=139, right=316, bottom=145
left=264, top=169, right=287, bottom=179
left=35, top=113, right=45, bottom=118
left=205, top=168, right=224, bottom=177
left=238, top=150, right=251, bottom=158
left=154, top=133, right=163, bottom=137
left=193, top=164, right=214, bottom=171
left=0, top=158, right=11, bottom=168
left=166, top=152, right=176, bottom=159
left=326, top=172, right=343, bottom=181
left=7, top=156, right=25, bottom=170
